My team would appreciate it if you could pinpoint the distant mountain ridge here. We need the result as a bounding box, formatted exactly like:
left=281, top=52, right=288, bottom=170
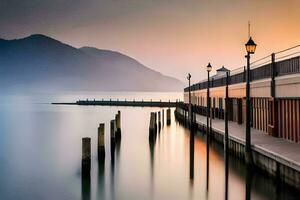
left=0, top=34, right=184, bottom=92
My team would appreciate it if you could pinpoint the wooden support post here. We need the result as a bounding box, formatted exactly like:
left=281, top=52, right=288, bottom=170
left=158, top=111, right=161, bottom=128
left=82, top=137, right=91, bottom=175
left=162, top=109, right=164, bottom=126
left=167, top=108, right=171, bottom=125
left=98, top=123, right=105, bottom=161
left=149, top=112, right=156, bottom=141
left=154, top=112, right=157, bottom=132
left=115, top=111, right=121, bottom=141
left=110, top=120, right=116, bottom=162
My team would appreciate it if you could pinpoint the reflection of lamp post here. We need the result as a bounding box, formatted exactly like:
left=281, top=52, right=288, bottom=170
left=245, top=37, right=257, bottom=163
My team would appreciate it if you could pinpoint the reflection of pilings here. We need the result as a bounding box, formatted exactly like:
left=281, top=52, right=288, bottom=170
left=98, top=123, right=105, bottom=162
left=110, top=120, right=116, bottom=164
left=110, top=155, right=115, bottom=200
left=97, top=161, right=105, bottom=199
left=81, top=171, right=91, bottom=200
left=149, top=130, right=156, bottom=199
left=224, top=147, right=229, bottom=200
left=245, top=165, right=253, bottom=200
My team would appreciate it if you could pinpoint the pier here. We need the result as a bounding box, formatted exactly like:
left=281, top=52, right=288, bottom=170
left=52, top=99, right=180, bottom=107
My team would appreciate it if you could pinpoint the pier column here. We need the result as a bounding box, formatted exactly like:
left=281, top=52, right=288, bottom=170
left=98, top=123, right=105, bottom=161
left=167, top=108, right=171, bottom=125
left=115, top=111, right=121, bottom=141
left=82, top=137, right=91, bottom=175
left=162, top=109, right=164, bottom=126
left=149, top=112, right=156, bottom=141
left=158, top=111, right=161, bottom=128
left=110, top=120, right=116, bottom=162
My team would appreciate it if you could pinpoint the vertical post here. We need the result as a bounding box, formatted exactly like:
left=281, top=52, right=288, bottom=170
left=110, top=120, right=116, bottom=162
left=154, top=112, right=158, bottom=131
left=162, top=109, right=164, bottom=126
left=270, top=53, right=278, bottom=137
left=82, top=137, right=91, bottom=175
left=271, top=53, right=276, bottom=98
left=149, top=112, right=156, bottom=142
left=245, top=53, right=252, bottom=164
left=188, top=73, right=194, bottom=179
left=206, top=69, right=210, bottom=191
left=115, top=111, right=121, bottom=141
left=224, top=71, right=229, bottom=200
left=167, top=108, right=171, bottom=125
left=98, top=123, right=105, bottom=161
left=158, top=111, right=161, bottom=128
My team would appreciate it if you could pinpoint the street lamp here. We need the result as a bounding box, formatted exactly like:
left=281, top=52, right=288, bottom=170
left=206, top=63, right=212, bottom=138
left=187, top=73, right=192, bottom=129
left=206, top=62, right=212, bottom=190
left=245, top=37, right=257, bottom=164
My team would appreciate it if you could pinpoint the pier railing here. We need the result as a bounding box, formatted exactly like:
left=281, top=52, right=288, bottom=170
left=185, top=45, right=300, bottom=92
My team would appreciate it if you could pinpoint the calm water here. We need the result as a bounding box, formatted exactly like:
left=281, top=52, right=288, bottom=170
left=0, top=92, right=298, bottom=200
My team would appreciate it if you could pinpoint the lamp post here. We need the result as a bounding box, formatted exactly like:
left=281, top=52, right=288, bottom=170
left=206, top=62, right=212, bottom=191
left=187, top=73, right=194, bottom=179
left=206, top=63, right=212, bottom=140
left=245, top=37, right=257, bottom=163
left=187, top=73, right=192, bottom=129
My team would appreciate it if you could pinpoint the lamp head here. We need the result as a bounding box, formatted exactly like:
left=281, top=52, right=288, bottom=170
left=245, top=37, right=257, bottom=54
left=207, top=62, right=212, bottom=72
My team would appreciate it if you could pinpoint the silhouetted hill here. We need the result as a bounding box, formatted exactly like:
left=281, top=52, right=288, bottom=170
left=0, top=34, right=184, bottom=92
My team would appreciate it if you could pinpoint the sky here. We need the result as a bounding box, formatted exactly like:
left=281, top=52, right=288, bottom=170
left=0, top=0, right=300, bottom=83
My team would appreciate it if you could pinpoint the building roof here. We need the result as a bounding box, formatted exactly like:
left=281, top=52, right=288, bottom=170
left=216, top=66, right=229, bottom=72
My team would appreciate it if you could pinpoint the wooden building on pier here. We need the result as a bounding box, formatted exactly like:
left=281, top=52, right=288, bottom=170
left=184, top=52, right=300, bottom=143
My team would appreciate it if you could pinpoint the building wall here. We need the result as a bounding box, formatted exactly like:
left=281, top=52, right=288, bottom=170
left=184, top=73, right=300, bottom=143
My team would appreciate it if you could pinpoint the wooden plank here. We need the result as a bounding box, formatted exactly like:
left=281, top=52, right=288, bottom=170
left=282, top=100, right=286, bottom=139
left=292, top=100, right=296, bottom=142
left=295, top=100, right=299, bottom=142
left=278, top=100, right=281, bottom=138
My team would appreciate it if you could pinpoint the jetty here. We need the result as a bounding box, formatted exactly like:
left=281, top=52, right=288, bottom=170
left=52, top=99, right=180, bottom=107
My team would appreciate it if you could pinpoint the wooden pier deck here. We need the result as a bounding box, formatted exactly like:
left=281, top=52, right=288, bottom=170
left=52, top=100, right=180, bottom=107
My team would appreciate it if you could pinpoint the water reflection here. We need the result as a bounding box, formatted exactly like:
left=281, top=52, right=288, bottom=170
left=189, top=122, right=194, bottom=180
left=97, top=162, right=105, bottom=199
left=245, top=164, right=253, bottom=200
left=81, top=173, right=91, bottom=200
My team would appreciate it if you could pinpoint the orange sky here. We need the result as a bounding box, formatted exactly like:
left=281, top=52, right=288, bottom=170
left=1, top=0, right=300, bottom=83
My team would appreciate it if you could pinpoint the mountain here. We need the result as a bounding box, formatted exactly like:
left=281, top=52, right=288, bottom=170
left=0, top=34, right=184, bottom=92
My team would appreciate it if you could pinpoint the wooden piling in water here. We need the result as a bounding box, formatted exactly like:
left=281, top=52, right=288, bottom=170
left=154, top=112, right=157, bottom=132
left=110, top=120, right=116, bottom=162
left=162, top=109, right=164, bottom=126
left=82, top=137, right=91, bottom=175
left=149, top=112, right=156, bottom=141
left=115, top=111, right=121, bottom=141
left=98, top=123, right=105, bottom=161
left=158, top=111, right=161, bottom=128
left=167, top=108, right=171, bottom=125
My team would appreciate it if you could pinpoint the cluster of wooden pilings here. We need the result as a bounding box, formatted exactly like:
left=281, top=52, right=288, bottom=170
left=81, top=110, right=122, bottom=177
left=149, top=108, right=171, bottom=141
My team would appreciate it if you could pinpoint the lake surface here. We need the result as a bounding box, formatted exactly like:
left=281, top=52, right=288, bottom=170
left=0, top=92, right=298, bottom=200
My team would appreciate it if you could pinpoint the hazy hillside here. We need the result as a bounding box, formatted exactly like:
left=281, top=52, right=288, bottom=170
left=0, top=34, right=184, bottom=93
